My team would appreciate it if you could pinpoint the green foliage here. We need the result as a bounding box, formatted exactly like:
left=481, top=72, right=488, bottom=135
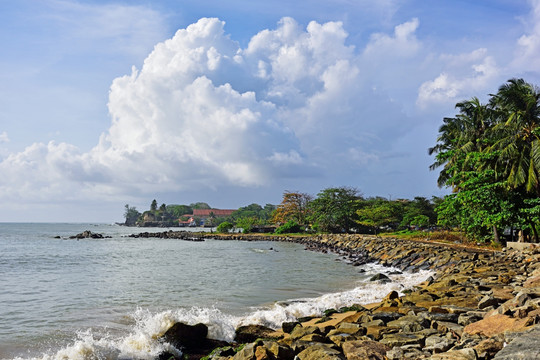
left=190, top=202, right=211, bottom=209
left=235, top=217, right=258, bottom=233
left=150, top=199, right=158, bottom=211
left=216, top=221, right=234, bottom=233
left=230, top=203, right=276, bottom=225
left=356, top=198, right=403, bottom=233
left=123, top=204, right=141, bottom=226
left=166, top=204, right=193, bottom=218
left=274, top=220, right=302, bottom=234
left=430, top=78, right=540, bottom=243
left=307, top=186, right=363, bottom=233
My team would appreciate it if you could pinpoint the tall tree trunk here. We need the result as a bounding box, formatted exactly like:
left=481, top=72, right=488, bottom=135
left=529, top=220, right=539, bottom=243
left=492, top=225, right=501, bottom=246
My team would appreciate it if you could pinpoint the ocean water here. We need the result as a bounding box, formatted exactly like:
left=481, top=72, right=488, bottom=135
left=0, top=223, right=432, bottom=360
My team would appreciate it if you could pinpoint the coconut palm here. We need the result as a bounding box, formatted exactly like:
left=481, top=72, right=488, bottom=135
left=429, top=97, right=492, bottom=189
left=489, top=78, right=540, bottom=196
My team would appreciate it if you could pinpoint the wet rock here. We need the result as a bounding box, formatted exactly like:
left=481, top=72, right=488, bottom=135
left=234, top=324, right=276, bottom=343
left=69, top=230, right=110, bottom=239
left=161, top=322, right=208, bottom=350
left=282, top=321, right=301, bottom=333
left=369, top=273, right=391, bottom=283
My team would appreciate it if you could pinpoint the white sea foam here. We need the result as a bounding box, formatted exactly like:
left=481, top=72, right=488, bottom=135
left=14, top=265, right=432, bottom=360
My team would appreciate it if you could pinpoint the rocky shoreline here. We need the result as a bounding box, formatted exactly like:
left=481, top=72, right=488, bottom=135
left=134, top=232, right=540, bottom=360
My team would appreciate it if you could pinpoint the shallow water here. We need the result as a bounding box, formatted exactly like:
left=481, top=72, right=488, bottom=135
left=0, top=223, right=432, bottom=359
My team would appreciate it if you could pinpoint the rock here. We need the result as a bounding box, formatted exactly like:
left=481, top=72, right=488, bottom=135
left=235, top=325, right=276, bottom=343
left=478, top=295, right=501, bottom=310
left=262, top=341, right=295, bottom=360
left=429, top=348, right=477, bottom=360
left=523, top=275, right=540, bottom=288
left=432, top=320, right=464, bottom=337
left=379, top=332, right=426, bottom=347
left=296, top=344, right=345, bottom=360
left=385, top=347, right=404, bottom=360
left=282, top=321, right=300, bottom=333
left=69, top=230, right=109, bottom=239
left=371, top=311, right=403, bottom=324
left=289, top=325, right=322, bottom=341
left=369, top=273, right=391, bottom=283
left=233, top=343, right=257, bottom=360
left=474, top=338, right=504, bottom=360
left=298, top=333, right=328, bottom=343
left=424, top=335, right=455, bottom=353
left=463, top=314, right=533, bottom=337
left=341, top=340, right=390, bottom=360
left=160, top=322, right=208, bottom=351
left=458, top=312, right=485, bottom=326
left=493, top=325, right=540, bottom=359
left=387, top=314, right=429, bottom=332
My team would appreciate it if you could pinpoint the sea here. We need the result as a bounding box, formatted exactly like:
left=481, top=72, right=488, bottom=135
left=0, top=223, right=432, bottom=360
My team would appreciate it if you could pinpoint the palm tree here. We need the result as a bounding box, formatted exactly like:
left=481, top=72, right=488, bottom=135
left=429, top=97, right=492, bottom=189
left=489, top=78, right=540, bottom=196
left=488, top=78, right=540, bottom=242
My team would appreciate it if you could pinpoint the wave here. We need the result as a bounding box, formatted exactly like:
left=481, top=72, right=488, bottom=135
left=11, top=265, right=433, bottom=360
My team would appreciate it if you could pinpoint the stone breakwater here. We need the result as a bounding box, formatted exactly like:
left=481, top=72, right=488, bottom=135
left=134, top=232, right=540, bottom=360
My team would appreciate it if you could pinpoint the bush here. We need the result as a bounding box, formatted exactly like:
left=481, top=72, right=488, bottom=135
left=216, top=221, right=234, bottom=233
left=275, top=220, right=302, bottom=234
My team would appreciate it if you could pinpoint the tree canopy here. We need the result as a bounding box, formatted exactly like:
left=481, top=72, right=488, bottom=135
left=430, top=78, right=540, bottom=243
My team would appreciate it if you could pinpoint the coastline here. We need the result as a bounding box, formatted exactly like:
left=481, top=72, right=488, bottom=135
left=139, top=232, right=540, bottom=360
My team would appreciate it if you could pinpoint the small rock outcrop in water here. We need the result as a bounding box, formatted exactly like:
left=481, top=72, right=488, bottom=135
left=68, top=230, right=111, bottom=239
left=150, top=234, right=540, bottom=360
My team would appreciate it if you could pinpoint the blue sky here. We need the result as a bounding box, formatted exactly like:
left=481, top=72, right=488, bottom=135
left=1, top=0, right=540, bottom=222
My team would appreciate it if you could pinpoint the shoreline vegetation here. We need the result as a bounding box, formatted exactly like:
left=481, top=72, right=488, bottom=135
left=116, top=231, right=538, bottom=360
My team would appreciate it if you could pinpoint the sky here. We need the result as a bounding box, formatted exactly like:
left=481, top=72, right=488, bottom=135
left=1, top=0, right=540, bottom=222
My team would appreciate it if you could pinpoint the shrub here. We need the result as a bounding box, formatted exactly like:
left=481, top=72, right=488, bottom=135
left=216, top=221, right=234, bottom=233
left=275, top=220, right=301, bottom=234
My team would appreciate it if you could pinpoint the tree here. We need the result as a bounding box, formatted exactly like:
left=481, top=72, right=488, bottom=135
left=190, top=202, right=211, bottom=209
left=236, top=217, right=258, bottom=233
left=272, top=191, right=313, bottom=225
left=216, top=221, right=234, bottom=233
left=489, top=78, right=540, bottom=196
left=307, top=186, right=362, bottom=233
left=150, top=199, right=158, bottom=211
left=429, top=97, right=493, bottom=188
left=356, top=198, right=403, bottom=234
left=230, top=203, right=276, bottom=225
left=401, top=197, right=437, bottom=228
left=166, top=205, right=193, bottom=218
left=124, top=204, right=141, bottom=226
left=430, top=79, right=540, bottom=243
